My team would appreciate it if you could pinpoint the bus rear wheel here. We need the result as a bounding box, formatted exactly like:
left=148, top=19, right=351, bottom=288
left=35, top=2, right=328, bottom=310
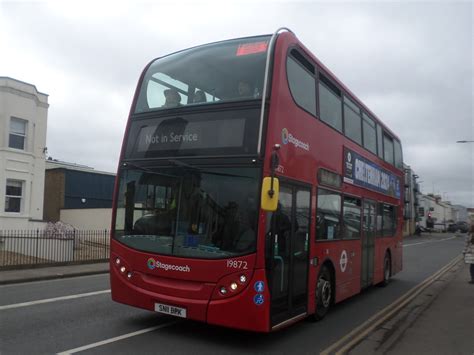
left=313, top=266, right=333, bottom=321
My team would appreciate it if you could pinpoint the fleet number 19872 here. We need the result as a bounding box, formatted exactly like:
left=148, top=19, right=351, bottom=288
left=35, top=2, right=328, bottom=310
left=226, top=259, right=248, bottom=269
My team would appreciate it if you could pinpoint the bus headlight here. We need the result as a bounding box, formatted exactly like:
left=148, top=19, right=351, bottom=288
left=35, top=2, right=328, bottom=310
left=120, top=266, right=126, bottom=273
left=115, top=258, right=121, bottom=265
left=213, top=270, right=252, bottom=299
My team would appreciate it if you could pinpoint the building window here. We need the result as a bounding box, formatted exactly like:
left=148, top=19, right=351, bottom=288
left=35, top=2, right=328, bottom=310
left=9, top=117, right=27, bottom=150
left=316, top=188, right=341, bottom=240
left=5, top=180, right=24, bottom=213
left=319, top=74, right=342, bottom=132
left=287, top=53, right=316, bottom=116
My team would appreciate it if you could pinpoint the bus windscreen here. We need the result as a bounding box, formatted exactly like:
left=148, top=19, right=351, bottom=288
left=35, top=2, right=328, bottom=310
left=114, top=167, right=260, bottom=259
left=134, top=36, right=270, bottom=113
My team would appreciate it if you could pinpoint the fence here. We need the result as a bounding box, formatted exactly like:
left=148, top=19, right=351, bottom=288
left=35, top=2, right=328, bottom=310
left=0, top=229, right=110, bottom=269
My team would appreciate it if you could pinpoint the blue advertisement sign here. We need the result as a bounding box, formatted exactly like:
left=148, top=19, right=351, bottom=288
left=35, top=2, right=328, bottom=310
left=343, top=148, right=401, bottom=199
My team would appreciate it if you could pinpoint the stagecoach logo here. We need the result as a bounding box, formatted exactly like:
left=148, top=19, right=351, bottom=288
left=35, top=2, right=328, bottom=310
left=340, top=250, right=348, bottom=273
left=147, top=258, right=156, bottom=270
left=147, top=258, right=191, bottom=273
left=281, top=128, right=310, bottom=151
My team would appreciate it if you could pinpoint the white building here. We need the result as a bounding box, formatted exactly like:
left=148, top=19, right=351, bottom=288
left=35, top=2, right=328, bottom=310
left=403, top=164, right=421, bottom=236
left=452, top=205, right=468, bottom=223
left=0, top=77, right=48, bottom=229
left=419, top=194, right=462, bottom=231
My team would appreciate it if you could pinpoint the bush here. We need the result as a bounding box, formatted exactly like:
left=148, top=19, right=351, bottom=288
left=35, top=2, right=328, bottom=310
left=43, top=222, right=75, bottom=239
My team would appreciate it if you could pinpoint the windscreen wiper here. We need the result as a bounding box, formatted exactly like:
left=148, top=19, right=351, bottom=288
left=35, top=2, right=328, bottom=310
left=167, top=159, right=254, bottom=179
left=121, top=161, right=155, bottom=173
left=121, top=162, right=174, bottom=177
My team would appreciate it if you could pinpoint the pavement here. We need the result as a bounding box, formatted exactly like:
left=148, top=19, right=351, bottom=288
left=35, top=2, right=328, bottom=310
left=349, top=260, right=474, bottom=355
left=0, top=262, right=109, bottom=285
left=386, top=261, right=474, bottom=355
left=1, top=233, right=472, bottom=355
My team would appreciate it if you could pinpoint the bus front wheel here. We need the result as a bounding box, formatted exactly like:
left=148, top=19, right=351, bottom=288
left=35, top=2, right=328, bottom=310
left=313, top=265, right=333, bottom=321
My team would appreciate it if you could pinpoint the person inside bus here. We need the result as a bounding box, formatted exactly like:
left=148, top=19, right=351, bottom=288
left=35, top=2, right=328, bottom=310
left=234, top=199, right=257, bottom=252
left=193, top=90, right=207, bottom=104
left=219, top=202, right=241, bottom=251
left=133, top=189, right=178, bottom=236
left=133, top=206, right=174, bottom=236
left=162, top=89, right=182, bottom=108
left=271, top=202, right=294, bottom=256
left=237, top=80, right=252, bottom=98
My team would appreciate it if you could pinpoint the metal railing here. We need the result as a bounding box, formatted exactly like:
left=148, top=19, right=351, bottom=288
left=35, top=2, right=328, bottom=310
left=0, top=229, right=110, bottom=269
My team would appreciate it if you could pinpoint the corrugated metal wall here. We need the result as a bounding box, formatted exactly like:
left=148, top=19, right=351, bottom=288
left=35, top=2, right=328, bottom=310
left=64, top=170, right=114, bottom=209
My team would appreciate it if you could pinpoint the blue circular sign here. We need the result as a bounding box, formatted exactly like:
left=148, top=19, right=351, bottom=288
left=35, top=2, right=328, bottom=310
left=254, top=281, right=265, bottom=293
left=253, top=294, right=264, bottom=306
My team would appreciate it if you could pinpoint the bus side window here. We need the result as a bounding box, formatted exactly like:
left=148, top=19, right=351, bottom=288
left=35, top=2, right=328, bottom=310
left=318, top=73, right=342, bottom=132
left=383, top=134, right=395, bottom=165
left=287, top=52, right=316, bottom=116
left=316, top=188, right=341, bottom=240
left=362, top=113, right=377, bottom=155
left=342, top=196, right=361, bottom=239
left=343, top=96, right=362, bottom=145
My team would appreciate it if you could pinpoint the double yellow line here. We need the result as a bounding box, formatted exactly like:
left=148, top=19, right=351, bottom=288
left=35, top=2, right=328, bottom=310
left=321, top=254, right=463, bottom=355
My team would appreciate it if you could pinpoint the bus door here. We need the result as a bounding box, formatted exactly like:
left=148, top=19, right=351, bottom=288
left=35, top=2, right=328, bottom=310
left=269, top=182, right=311, bottom=327
left=361, top=200, right=376, bottom=288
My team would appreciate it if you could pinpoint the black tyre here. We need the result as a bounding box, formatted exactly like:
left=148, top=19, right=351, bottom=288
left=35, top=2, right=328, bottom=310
left=313, top=265, right=333, bottom=321
left=380, top=253, right=391, bottom=287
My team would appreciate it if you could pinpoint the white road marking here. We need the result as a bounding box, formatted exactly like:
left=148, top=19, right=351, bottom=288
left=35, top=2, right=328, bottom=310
left=0, top=290, right=110, bottom=310
left=403, top=236, right=456, bottom=247
left=57, top=321, right=178, bottom=354
left=0, top=273, right=108, bottom=288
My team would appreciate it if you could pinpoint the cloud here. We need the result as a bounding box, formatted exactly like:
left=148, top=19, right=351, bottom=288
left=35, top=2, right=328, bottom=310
left=1, top=1, right=472, bottom=206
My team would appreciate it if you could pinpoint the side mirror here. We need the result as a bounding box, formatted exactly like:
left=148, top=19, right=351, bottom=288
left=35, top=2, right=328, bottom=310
left=270, top=150, right=280, bottom=171
left=261, top=177, right=279, bottom=211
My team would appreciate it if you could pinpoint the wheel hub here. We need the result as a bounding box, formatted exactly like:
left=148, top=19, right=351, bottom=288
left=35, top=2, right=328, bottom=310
left=318, top=278, right=331, bottom=308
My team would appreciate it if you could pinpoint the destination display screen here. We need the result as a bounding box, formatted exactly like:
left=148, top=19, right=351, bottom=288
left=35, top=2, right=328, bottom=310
left=136, top=118, right=245, bottom=152
left=125, top=108, right=259, bottom=158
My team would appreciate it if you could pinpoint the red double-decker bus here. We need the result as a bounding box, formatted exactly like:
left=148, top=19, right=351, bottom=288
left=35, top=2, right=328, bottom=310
left=110, top=28, right=404, bottom=332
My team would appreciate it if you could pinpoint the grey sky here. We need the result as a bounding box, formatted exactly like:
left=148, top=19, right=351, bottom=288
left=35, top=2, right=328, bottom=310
left=1, top=1, right=472, bottom=207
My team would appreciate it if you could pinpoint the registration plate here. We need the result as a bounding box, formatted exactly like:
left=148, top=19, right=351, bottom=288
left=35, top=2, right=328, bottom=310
left=154, top=303, right=187, bottom=318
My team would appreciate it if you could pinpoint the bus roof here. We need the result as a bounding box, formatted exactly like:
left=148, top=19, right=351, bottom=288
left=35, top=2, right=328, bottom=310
left=139, top=30, right=400, bottom=142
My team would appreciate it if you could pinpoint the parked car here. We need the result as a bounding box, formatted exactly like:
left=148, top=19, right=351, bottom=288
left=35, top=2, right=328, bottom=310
left=456, top=221, right=469, bottom=233
left=447, top=223, right=458, bottom=232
